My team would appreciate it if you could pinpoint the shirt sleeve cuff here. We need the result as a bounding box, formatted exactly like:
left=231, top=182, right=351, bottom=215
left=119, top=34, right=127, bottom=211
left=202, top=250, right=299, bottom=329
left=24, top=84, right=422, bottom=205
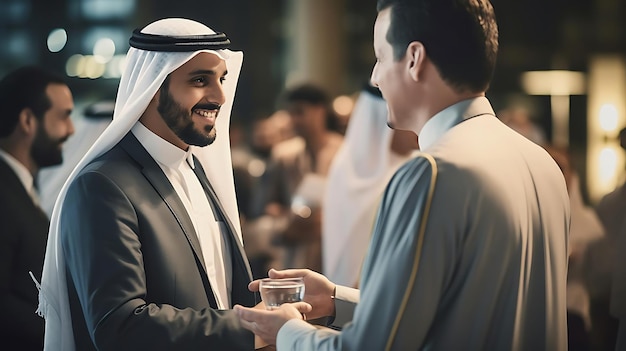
left=335, top=285, right=359, bottom=301
left=329, top=285, right=359, bottom=329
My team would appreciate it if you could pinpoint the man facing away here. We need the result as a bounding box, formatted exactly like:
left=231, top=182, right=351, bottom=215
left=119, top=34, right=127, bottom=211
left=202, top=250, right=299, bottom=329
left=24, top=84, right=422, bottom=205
left=235, top=0, right=570, bottom=350
left=38, top=18, right=267, bottom=350
left=0, top=66, right=74, bottom=351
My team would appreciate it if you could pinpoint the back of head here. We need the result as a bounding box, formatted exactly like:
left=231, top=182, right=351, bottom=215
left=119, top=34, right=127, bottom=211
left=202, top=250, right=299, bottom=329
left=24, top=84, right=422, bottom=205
left=376, top=0, right=499, bottom=93
left=0, top=66, right=66, bottom=137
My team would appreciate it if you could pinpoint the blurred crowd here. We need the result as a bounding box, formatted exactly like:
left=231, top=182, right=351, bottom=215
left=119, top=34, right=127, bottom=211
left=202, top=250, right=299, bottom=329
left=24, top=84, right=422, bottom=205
left=1, top=65, right=625, bottom=350
left=500, top=106, right=625, bottom=350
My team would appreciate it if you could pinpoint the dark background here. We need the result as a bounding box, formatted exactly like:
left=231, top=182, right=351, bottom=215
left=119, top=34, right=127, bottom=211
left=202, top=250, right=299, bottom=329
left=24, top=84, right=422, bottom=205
left=1, top=0, right=625, bottom=200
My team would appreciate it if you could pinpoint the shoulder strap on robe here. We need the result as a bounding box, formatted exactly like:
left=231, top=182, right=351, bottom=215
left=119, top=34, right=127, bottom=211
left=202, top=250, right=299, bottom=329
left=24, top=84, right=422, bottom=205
left=385, top=152, right=438, bottom=351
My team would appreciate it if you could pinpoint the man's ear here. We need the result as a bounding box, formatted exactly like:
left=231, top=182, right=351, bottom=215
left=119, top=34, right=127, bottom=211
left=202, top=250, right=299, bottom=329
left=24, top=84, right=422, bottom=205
left=406, top=41, right=426, bottom=82
left=17, top=108, right=38, bottom=136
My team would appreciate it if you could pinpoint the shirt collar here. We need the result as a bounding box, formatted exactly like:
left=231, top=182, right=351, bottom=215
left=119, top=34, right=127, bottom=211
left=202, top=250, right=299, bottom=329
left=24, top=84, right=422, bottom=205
left=131, top=122, right=196, bottom=170
left=419, top=96, right=495, bottom=150
left=0, top=148, right=34, bottom=192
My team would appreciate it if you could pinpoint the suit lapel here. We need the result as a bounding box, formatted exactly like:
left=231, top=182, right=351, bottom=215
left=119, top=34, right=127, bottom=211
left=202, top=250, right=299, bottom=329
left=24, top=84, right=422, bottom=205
left=119, top=134, right=208, bottom=275
left=192, top=157, right=257, bottom=306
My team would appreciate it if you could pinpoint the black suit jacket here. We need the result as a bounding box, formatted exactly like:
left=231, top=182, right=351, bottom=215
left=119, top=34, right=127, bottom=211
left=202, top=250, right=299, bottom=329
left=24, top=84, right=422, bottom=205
left=0, top=157, right=49, bottom=351
left=61, top=133, right=256, bottom=351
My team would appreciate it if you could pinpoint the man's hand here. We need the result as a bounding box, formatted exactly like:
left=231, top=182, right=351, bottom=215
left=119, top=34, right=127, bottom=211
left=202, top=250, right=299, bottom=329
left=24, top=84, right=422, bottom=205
left=249, top=269, right=336, bottom=320
left=235, top=302, right=312, bottom=345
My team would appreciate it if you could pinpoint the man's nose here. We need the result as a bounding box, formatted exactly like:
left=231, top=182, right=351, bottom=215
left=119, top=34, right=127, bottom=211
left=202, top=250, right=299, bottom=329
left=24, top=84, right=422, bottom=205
left=370, top=64, right=379, bottom=88
left=207, top=84, right=226, bottom=106
left=67, top=118, right=75, bottom=136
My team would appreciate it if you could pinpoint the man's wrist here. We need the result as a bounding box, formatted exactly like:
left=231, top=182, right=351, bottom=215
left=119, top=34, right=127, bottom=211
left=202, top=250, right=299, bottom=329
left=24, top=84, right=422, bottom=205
left=325, top=285, right=337, bottom=325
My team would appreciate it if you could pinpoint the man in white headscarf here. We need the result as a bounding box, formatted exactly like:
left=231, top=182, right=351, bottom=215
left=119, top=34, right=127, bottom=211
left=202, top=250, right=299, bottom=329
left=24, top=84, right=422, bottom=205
left=37, top=18, right=261, bottom=350
left=322, top=84, right=417, bottom=287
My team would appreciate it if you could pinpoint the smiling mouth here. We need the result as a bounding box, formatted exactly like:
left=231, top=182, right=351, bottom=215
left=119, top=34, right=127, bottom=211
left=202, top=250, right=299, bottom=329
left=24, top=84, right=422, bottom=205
left=193, top=108, right=219, bottom=121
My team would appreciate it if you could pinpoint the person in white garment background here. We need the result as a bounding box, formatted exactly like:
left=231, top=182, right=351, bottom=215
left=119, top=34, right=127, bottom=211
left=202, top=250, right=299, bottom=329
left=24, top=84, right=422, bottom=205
left=322, top=83, right=418, bottom=288
left=38, top=100, right=113, bottom=217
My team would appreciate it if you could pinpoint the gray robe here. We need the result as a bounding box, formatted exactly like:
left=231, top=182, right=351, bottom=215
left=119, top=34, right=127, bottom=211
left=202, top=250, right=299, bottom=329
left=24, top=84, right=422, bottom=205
left=276, top=97, right=570, bottom=351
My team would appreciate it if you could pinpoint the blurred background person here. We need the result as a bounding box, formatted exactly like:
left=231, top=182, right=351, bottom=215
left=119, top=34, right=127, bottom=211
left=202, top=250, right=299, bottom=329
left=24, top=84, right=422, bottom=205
left=264, top=83, right=343, bottom=273
left=38, top=100, right=113, bottom=216
left=607, top=131, right=626, bottom=349
left=322, top=84, right=418, bottom=287
left=229, top=118, right=255, bottom=221
left=589, top=126, right=626, bottom=351
left=498, top=105, right=546, bottom=145
left=238, top=114, right=286, bottom=220
left=0, top=66, right=74, bottom=351
left=544, top=144, right=605, bottom=351
left=231, top=115, right=284, bottom=278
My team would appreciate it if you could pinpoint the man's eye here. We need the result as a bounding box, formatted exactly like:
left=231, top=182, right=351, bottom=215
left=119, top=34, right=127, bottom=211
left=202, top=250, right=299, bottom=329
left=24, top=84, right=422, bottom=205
left=193, top=77, right=206, bottom=84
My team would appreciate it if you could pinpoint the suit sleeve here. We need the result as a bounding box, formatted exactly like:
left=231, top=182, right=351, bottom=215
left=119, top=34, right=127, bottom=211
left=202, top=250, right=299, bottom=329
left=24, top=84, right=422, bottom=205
left=0, top=215, right=44, bottom=349
left=61, top=170, right=253, bottom=351
left=276, top=156, right=448, bottom=351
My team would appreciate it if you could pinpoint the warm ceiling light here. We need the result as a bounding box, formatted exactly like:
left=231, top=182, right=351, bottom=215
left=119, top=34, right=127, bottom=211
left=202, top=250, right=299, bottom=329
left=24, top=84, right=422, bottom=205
left=521, top=70, right=586, bottom=96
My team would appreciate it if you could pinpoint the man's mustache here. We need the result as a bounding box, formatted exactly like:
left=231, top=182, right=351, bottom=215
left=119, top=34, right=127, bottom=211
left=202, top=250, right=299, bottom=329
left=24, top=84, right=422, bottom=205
left=57, top=135, right=70, bottom=145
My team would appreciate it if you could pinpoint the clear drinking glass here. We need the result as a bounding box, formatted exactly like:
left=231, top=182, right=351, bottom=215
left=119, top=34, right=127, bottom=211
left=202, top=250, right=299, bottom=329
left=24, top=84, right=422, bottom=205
left=259, top=277, right=305, bottom=310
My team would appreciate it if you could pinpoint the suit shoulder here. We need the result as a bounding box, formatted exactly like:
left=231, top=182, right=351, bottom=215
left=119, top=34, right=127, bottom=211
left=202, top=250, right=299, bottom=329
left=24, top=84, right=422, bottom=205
left=78, top=144, right=135, bottom=175
left=72, top=144, right=141, bottom=191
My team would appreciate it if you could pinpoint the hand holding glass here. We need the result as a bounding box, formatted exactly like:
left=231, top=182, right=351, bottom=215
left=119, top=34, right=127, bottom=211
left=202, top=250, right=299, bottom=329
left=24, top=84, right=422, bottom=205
left=259, top=277, right=305, bottom=310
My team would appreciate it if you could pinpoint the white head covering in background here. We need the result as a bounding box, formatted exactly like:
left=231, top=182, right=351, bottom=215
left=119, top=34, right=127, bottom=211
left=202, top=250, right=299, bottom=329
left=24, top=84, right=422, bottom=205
left=36, top=18, right=244, bottom=351
left=38, top=101, right=114, bottom=217
left=322, top=87, right=412, bottom=287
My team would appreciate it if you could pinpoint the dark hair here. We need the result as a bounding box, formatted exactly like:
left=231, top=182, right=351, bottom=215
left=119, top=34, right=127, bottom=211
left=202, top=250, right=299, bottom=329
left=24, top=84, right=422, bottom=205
left=284, top=83, right=331, bottom=107
left=0, top=66, right=67, bottom=137
left=283, top=83, right=339, bottom=131
left=377, top=0, right=499, bottom=93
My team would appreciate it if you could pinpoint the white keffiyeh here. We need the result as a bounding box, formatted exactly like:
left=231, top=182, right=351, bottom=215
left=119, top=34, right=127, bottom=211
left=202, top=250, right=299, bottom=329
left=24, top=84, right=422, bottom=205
left=35, top=18, right=244, bottom=351
left=321, top=89, right=413, bottom=287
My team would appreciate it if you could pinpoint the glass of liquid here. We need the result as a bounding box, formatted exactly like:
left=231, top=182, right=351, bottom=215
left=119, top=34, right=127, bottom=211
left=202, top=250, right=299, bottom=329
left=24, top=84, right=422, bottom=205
left=259, top=277, right=305, bottom=310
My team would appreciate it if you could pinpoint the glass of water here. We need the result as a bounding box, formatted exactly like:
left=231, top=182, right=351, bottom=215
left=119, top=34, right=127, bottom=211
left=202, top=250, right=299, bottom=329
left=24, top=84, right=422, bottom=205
left=259, top=277, right=305, bottom=310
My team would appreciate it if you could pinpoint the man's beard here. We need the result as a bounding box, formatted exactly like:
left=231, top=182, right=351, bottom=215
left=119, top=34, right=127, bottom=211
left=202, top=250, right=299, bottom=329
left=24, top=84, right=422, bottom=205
left=31, top=122, right=66, bottom=168
left=157, top=84, right=217, bottom=147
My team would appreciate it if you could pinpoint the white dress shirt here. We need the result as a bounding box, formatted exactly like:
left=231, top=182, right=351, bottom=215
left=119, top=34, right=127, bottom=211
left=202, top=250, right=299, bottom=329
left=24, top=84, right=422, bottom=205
left=131, top=122, right=231, bottom=309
